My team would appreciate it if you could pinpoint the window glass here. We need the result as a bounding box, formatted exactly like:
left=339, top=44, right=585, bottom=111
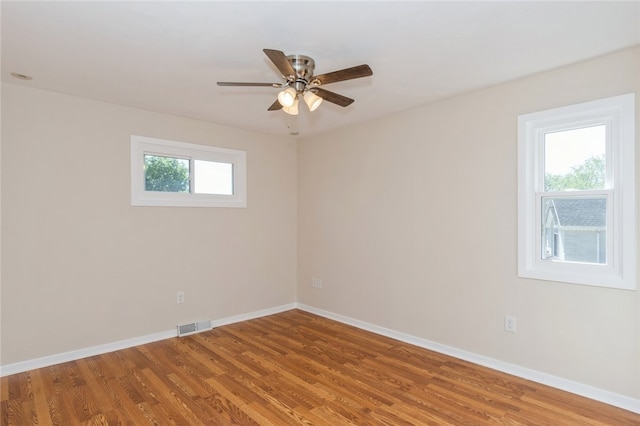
left=144, top=155, right=190, bottom=192
left=194, top=160, right=233, bottom=195
left=544, top=125, right=606, bottom=191
left=541, top=195, right=606, bottom=264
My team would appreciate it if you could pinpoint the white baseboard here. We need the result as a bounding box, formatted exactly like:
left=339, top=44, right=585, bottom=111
left=295, top=303, right=640, bottom=415
left=0, top=303, right=296, bottom=377
left=211, top=303, right=296, bottom=328
left=0, top=329, right=176, bottom=377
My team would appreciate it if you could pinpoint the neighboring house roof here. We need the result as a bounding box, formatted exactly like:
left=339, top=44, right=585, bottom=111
left=551, top=198, right=606, bottom=228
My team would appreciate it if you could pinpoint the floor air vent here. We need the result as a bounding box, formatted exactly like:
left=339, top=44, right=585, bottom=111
left=177, top=320, right=213, bottom=337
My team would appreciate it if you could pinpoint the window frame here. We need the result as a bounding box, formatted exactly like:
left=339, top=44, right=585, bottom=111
left=131, top=135, right=247, bottom=208
left=517, top=94, right=635, bottom=290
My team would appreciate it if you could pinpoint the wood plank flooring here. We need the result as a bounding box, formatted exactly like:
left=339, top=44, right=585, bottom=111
left=1, top=309, right=638, bottom=425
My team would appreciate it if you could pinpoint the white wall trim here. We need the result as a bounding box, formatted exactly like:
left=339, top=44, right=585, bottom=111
left=0, top=329, right=176, bottom=377
left=295, top=303, right=640, bottom=414
left=0, top=303, right=296, bottom=377
left=210, top=303, right=296, bottom=328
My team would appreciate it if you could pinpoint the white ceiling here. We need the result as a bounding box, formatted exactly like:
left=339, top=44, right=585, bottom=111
left=2, top=1, right=639, bottom=137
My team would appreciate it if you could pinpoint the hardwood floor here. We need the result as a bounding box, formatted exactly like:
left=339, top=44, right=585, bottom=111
left=1, top=309, right=638, bottom=425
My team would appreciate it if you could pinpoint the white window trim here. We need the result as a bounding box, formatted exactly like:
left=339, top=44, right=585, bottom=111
left=517, top=93, right=635, bottom=290
left=131, top=135, right=247, bottom=208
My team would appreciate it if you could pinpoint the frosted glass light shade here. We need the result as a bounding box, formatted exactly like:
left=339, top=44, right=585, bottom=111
left=277, top=87, right=297, bottom=107
left=282, top=98, right=299, bottom=115
left=304, top=91, right=323, bottom=111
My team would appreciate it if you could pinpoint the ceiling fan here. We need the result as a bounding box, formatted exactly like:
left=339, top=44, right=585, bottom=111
left=217, top=49, right=373, bottom=116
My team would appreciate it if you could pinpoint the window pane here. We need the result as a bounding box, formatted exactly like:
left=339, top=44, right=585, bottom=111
left=144, top=155, right=189, bottom=192
left=544, top=125, right=606, bottom=191
left=541, top=196, right=606, bottom=264
left=194, top=160, right=233, bottom=195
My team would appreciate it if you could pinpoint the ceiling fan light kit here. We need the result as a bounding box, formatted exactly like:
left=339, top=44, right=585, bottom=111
left=217, top=49, right=373, bottom=121
left=282, top=98, right=299, bottom=115
left=277, top=87, right=297, bottom=107
left=304, top=91, right=323, bottom=112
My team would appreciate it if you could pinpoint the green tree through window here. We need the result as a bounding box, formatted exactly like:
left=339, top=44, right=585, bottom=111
left=144, top=155, right=189, bottom=192
left=545, top=155, right=605, bottom=191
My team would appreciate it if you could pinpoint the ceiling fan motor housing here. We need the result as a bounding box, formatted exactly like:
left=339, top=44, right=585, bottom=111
left=287, top=55, right=315, bottom=93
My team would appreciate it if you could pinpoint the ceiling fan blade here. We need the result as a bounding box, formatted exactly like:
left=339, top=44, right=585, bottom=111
left=268, top=99, right=283, bottom=111
left=311, top=87, right=354, bottom=107
left=312, top=64, right=373, bottom=85
left=217, top=82, right=280, bottom=87
left=263, top=49, right=296, bottom=79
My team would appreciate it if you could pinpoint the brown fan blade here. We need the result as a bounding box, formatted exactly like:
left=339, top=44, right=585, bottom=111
left=217, top=82, right=281, bottom=87
left=268, top=99, right=283, bottom=111
left=311, top=87, right=354, bottom=107
left=312, top=64, right=372, bottom=85
left=263, top=49, right=296, bottom=79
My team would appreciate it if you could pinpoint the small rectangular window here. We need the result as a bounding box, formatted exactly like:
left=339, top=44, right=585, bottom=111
left=131, top=135, right=246, bottom=208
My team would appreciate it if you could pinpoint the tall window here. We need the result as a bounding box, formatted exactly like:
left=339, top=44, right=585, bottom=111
left=518, top=94, right=635, bottom=289
left=131, top=135, right=246, bottom=208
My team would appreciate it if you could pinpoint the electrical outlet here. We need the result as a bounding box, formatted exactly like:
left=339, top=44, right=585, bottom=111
left=311, top=278, right=323, bottom=289
left=504, top=315, right=517, bottom=333
left=177, top=291, right=185, bottom=304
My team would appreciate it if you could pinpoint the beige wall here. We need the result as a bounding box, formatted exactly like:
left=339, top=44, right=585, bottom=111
left=1, top=84, right=298, bottom=364
left=297, top=47, right=640, bottom=398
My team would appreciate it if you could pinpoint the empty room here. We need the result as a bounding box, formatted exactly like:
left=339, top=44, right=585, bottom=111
left=1, top=1, right=639, bottom=424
